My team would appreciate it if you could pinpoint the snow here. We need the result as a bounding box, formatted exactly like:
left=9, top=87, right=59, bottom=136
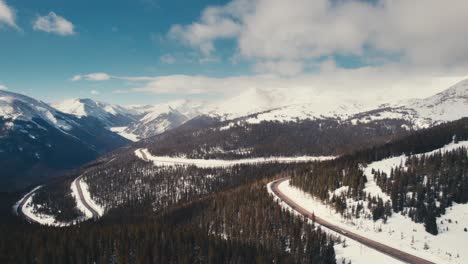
left=0, top=90, right=73, bottom=131
left=15, top=177, right=105, bottom=227
left=70, top=178, right=94, bottom=219
left=139, top=100, right=202, bottom=124
left=13, top=185, right=42, bottom=214
left=271, top=179, right=464, bottom=263
left=363, top=140, right=468, bottom=201
left=16, top=186, right=72, bottom=227
left=53, top=98, right=126, bottom=119
left=267, top=181, right=402, bottom=264
left=78, top=179, right=105, bottom=217
left=135, top=148, right=334, bottom=168
left=362, top=155, right=405, bottom=202
left=110, top=126, right=139, bottom=142
left=53, top=98, right=136, bottom=127
left=53, top=99, right=88, bottom=117
left=406, top=79, right=468, bottom=123
left=330, top=140, right=468, bottom=262
left=204, top=87, right=372, bottom=123
left=124, top=100, right=204, bottom=138
left=364, top=139, right=468, bottom=183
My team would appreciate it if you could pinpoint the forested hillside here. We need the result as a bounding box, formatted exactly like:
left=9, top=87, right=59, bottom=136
left=1, top=179, right=336, bottom=264
left=142, top=117, right=410, bottom=159
left=291, top=118, right=468, bottom=234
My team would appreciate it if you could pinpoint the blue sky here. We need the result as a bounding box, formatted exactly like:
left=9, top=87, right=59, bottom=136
left=1, top=0, right=468, bottom=105
left=0, top=0, right=245, bottom=104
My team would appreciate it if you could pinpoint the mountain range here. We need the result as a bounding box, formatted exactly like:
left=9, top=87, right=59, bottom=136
left=1, top=79, right=468, bottom=191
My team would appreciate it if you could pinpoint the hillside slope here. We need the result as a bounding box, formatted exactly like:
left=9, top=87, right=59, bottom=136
left=0, top=91, right=130, bottom=191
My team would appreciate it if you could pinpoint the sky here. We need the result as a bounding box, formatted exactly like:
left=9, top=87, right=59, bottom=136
left=1, top=0, right=468, bottom=106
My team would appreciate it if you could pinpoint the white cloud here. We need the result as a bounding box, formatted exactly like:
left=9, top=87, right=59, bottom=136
left=168, top=0, right=468, bottom=75
left=90, top=90, right=100, bottom=95
left=33, top=12, right=74, bottom=36
left=254, top=60, right=304, bottom=77
left=0, top=0, right=19, bottom=29
left=0, top=84, right=8, bottom=90
left=72, top=73, right=111, bottom=81
left=127, top=64, right=468, bottom=105
left=160, top=54, right=176, bottom=64
left=168, top=0, right=249, bottom=56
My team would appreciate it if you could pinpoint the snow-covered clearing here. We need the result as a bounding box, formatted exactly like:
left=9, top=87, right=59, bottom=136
left=110, top=126, right=139, bottom=142
left=355, top=140, right=468, bottom=263
left=135, top=148, right=334, bottom=168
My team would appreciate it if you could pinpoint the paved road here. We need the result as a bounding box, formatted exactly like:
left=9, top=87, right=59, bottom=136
left=137, top=148, right=331, bottom=167
left=17, top=177, right=99, bottom=223
left=270, top=178, right=435, bottom=264
left=138, top=149, right=149, bottom=161
left=15, top=186, right=41, bottom=223
left=73, top=176, right=99, bottom=218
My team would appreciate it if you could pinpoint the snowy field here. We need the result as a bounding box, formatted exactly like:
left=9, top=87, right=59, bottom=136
left=135, top=148, right=334, bottom=168
left=110, top=126, right=139, bottom=142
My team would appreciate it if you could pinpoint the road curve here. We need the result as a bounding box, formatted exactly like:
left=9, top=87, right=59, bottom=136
left=73, top=176, right=99, bottom=218
left=270, top=177, right=434, bottom=264
left=15, top=186, right=41, bottom=223
left=16, top=177, right=99, bottom=224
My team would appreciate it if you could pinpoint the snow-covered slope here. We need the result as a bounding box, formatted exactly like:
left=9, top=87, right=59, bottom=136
left=124, top=100, right=203, bottom=138
left=53, top=98, right=137, bottom=127
left=1, top=90, right=74, bottom=131
left=405, top=79, right=468, bottom=123
left=349, top=79, right=468, bottom=129
left=203, top=87, right=369, bottom=123
left=0, top=91, right=130, bottom=191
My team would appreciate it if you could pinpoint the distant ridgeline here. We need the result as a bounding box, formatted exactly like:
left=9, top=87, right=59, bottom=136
left=142, top=117, right=410, bottom=159
left=290, top=117, right=468, bottom=235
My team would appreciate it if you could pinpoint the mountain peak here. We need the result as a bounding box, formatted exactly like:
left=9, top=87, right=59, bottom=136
left=0, top=90, right=72, bottom=131
left=53, top=98, right=137, bottom=127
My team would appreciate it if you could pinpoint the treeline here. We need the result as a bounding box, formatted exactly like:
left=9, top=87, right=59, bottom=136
left=84, top=155, right=303, bottom=216
left=372, top=147, right=468, bottom=234
left=291, top=118, right=468, bottom=234
left=1, top=179, right=336, bottom=264
left=31, top=178, right=83, bottom=222
left=28, top=147, right=304, bottom=223
left=188, top=180, right=336, bottom=263
left=142, top=117, right=409, bottom=159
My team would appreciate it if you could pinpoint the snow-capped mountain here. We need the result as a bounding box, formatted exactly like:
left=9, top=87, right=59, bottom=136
left=0, top=91, right=130, bottom=191
left=117, top=79, right=468, bottom=140
left=0, top=90, right=74, bottom=132
left=53, top=98, right=138, bottom=127
left=124, top=100, right=203, bottom=139
left=201, top=87, right=369, bottom=122
left=348, top=79, right=468, bottom=129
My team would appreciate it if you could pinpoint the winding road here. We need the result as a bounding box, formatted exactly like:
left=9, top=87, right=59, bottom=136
left=15, top=186, right=41, bottom=223
left=73, top=176, right=99, bottom=218
left=16, top=176, right=99, bottom=224
left=270, top=177, right=434, bottom=264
